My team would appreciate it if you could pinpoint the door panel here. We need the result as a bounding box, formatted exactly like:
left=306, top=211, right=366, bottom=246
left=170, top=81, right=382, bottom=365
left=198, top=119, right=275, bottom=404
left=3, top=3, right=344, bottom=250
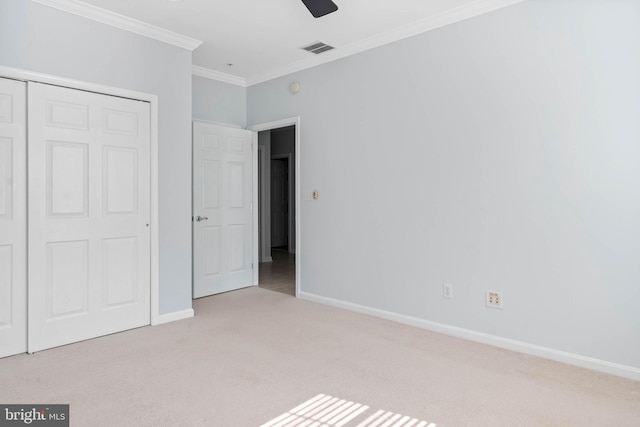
left=103, top=147, right=138, bottom=214
left=193, top=122, right=253, bottom=298
left=0, top=77, right=26, bottom=358
left=47, top=141, right=88, bottom=216
left=0, top=139, right=13, bottom=216
left=103, top=237, right=138, bottom=307
left=28, top=82, right=150, bottom=353
left=0, top=246, right=14, bottom=323
left=46, top=240, right=89, bottom=318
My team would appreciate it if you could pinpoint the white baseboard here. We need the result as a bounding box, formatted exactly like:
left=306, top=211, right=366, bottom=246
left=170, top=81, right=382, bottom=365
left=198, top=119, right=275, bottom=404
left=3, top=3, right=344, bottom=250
left=299, top=291, right=640, bottom=381
left=152, top=308, right=194, bottom=326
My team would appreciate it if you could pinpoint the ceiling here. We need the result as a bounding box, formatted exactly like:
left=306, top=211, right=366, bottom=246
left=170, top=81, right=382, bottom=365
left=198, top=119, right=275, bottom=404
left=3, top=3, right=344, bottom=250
left=50, top=0, right=522, bottom=85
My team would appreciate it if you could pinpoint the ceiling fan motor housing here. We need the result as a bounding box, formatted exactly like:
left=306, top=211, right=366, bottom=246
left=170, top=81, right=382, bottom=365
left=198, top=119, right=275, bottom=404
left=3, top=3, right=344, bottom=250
left=301, top=0, right=339, bottom=18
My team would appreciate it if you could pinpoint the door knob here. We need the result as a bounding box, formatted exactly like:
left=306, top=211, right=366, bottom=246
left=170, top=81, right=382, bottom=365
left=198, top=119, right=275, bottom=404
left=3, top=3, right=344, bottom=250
left=195, top=216, right=209, bottom=222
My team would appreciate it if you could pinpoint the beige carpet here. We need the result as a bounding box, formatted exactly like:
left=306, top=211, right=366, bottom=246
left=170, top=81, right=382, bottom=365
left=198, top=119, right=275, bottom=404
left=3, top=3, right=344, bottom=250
left=1, top=287, right=639, bottom=426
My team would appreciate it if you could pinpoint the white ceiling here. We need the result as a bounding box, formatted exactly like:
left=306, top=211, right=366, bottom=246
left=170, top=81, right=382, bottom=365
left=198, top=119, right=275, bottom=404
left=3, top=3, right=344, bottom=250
left=47, top=0, right=522, bottom=85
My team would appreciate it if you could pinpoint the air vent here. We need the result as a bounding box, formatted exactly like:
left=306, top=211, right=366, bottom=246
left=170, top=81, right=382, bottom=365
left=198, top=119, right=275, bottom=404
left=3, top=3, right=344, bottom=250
left=301, top=41, right=335, bottom=54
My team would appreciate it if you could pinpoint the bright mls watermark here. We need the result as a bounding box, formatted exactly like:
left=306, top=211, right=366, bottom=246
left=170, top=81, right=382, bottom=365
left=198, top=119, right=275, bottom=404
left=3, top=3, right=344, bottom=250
left=0, top=405, right=69, bottom=426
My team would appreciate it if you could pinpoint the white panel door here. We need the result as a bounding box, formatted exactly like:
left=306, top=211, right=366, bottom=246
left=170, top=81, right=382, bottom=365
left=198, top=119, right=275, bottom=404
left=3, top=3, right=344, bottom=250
left=193, top=121, right=253, bottom=298
left=0, top=77, right=27, bottom=358
left=28, top=82, right=151, bottom=353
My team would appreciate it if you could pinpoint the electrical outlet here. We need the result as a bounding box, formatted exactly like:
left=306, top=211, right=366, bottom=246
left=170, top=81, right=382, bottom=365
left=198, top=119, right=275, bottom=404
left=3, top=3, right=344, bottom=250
left=443, top=283, right=453, bottom=299
left=486, top=291, right=503, bottom=309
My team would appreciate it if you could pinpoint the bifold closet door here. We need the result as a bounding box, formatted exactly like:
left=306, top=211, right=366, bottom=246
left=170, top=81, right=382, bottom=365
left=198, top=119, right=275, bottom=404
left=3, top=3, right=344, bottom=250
left=27, top=82, right=151, bottom=353
left=0, top=77, right=27, bottom=358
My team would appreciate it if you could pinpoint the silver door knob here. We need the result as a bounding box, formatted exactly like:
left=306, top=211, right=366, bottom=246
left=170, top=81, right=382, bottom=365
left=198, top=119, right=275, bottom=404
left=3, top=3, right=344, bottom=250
left=195, top=216, right=209, bottom=222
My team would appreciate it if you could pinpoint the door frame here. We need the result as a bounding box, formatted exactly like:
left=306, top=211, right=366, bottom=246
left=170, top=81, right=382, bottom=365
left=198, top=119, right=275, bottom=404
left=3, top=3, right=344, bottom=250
left=0, top=65, right=163, bottom=326
left=248, top=117, right=301, bottom=297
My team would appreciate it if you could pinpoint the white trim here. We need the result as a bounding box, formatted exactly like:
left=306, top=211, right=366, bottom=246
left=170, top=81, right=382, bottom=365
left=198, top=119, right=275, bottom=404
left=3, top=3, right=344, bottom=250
left=245, top=0, right=524, bottom=86
left=249, top=117, right=301, bottom=133
left=192, top=66, right=248, bottom=88
left=299, top=291, right=640, bottom=381
left=0, top=64, right=165, bottom=328
left=190, top=118, right=242, bottom=129
left=0, top=66, right=156, bottom=102
left=248, top=117, right=301, bottom=298
left=153, top=308, right=194, bottom=325
left=31, top=0, right=203, bottom=51
left=252, top=132, right=259, bottom=287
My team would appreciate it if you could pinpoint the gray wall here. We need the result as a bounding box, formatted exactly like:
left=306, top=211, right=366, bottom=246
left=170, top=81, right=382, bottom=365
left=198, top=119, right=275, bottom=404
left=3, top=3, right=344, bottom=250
left=192, top=75, right=246, bottom=127
left=248, top=0, right=640, bottom=368
left=0, top=0, right=193, bottom=315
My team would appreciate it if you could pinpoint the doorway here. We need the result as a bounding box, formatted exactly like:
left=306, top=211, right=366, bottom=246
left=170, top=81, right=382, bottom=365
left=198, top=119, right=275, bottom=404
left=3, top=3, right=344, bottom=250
left=252, top=120, right=299, bottom=297
left=271, top=155, right=291, bottom=253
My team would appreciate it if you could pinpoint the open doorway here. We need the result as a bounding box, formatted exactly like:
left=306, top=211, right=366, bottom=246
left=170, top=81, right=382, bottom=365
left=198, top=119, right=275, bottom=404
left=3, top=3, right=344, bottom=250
left=271, top=156, right=288, bottom=251
left=256, top=124, right=297, bottom=296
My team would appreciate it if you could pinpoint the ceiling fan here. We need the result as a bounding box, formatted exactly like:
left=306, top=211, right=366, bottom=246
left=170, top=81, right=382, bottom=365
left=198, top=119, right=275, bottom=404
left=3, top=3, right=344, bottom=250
left=301, top=0, right=339, bottom=18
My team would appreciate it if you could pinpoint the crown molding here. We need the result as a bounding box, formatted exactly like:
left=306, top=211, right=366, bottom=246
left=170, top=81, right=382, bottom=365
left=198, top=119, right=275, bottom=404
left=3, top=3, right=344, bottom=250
left=192, top=66, right=248, bottom=87
left=245, top=0, right=524, bottom=86
left=31, top=0, right=203, bottom=51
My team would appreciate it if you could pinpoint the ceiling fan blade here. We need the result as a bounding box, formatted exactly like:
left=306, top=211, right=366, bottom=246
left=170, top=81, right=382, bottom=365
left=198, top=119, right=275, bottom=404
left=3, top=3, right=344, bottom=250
left=301, top=0, right=338, bottom=18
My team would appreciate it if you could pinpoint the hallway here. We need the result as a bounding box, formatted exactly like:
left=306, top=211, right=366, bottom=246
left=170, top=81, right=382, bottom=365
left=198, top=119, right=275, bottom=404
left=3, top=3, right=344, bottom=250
left=258, top=250, right=295, bottom=296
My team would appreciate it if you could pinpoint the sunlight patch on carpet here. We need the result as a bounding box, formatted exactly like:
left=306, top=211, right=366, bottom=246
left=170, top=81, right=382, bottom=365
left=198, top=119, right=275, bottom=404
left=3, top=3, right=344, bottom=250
left=260, top=394, right=436, bottom=427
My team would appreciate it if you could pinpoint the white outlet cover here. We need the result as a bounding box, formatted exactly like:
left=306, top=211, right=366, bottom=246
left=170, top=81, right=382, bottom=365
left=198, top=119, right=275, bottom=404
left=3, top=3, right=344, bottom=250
left=443, top=283, right=453, bottom=299
left=486, top=291, right=503, bottom=309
